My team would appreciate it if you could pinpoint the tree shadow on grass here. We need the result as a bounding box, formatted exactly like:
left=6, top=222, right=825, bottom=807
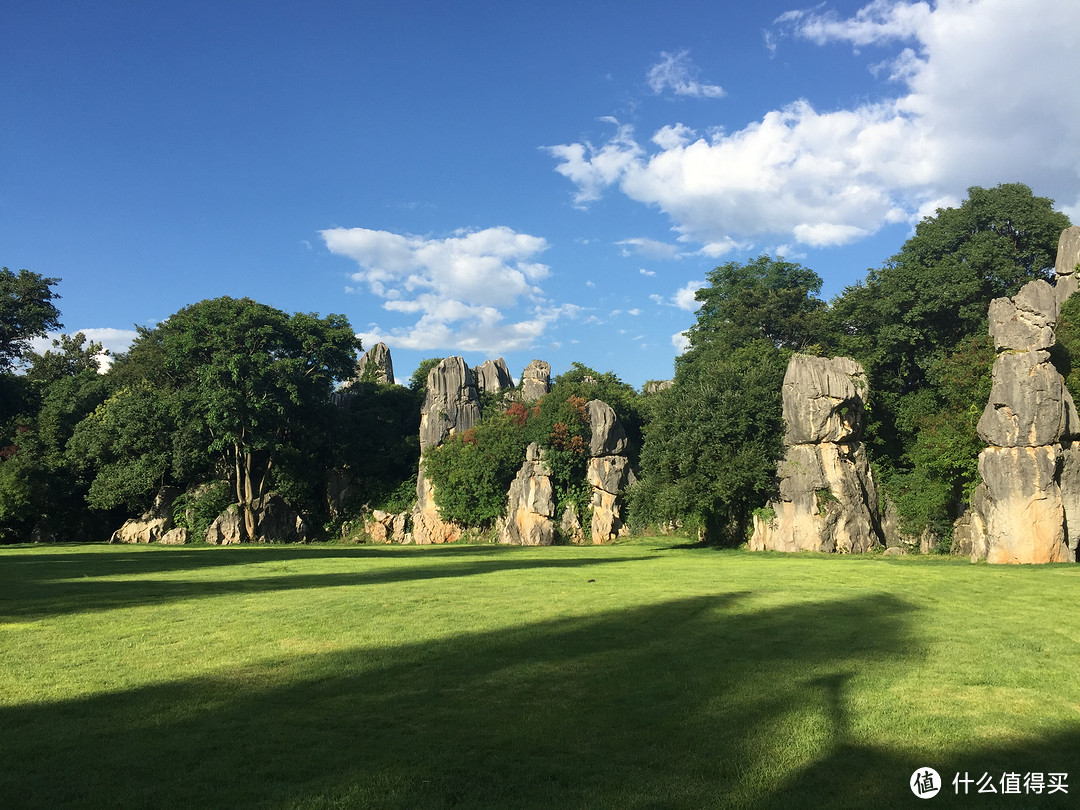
left=0, top=551, right=651, bottom=621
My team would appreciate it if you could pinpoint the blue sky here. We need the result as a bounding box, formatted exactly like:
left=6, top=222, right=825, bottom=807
left=4, top=0, right=1080, bottom=388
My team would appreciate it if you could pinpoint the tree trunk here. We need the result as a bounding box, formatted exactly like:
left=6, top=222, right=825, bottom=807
left=233, top=445, right=272, bottom=541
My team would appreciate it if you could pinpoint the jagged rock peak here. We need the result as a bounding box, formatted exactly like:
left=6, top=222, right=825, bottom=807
left=474, top=358, right=514, bottom=394
left=356, top=342, right=394, bottom=384
left=419, top=356, right=481, bottom=452
left=521, top=360, right=551, bottom=401
left=586, top=399, right=628, bottom=457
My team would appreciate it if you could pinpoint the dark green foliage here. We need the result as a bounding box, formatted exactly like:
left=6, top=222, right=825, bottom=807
left=422, top=409, right=533, bottom=527
left=549, top=363, right=644, bottom=466
left=171, top=481, right=233, bottom=540
left=632, top=341, right=787, bottom=543
left=1054, top=294, right=1080, bottom=405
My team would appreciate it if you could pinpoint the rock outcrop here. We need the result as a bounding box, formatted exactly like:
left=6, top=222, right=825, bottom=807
left=960, top=248, right=1079, bottom=563
left=498, top=442, right=556, bottom=545
left=520, top=360, right=551, bottom=401
left=206, top=504, right=243, bottom=545
left=355, top=342, right=394, bottom=384
left=413, top=357, right=481, bottom=545
left=585, top=399, right=635, bottom=542
left=750, top=355, right=882, bottom=553
left=111, top=487, right=180, bottom=544
left=204, top=494, right=308, bottom=544
left=362, top=509, right=409, bottom=544
left=474, top=358, right=514, bottom=394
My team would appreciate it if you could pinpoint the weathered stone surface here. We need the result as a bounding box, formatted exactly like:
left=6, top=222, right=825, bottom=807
left=587, top=399, right=628, bottom=457
left=419, top=357, right=482, bottom=452
left=951, top=483, right=989, bottom=560
left=111, top=487, right=180, bottom=544
left=499, top=443, right=556, bottom=546
left=159, top=527, right=189, bottom=545
left=977, top=445, right=1071, bottom=564
left=412, top=469, right=464, bottom=545
left=643, top=380, right=673, bottom=394
left=1058, top=443, right=1080, bottom=557
left=1056, top=273, right=1079, bottom=309
left=474, top=358, right=513, bottom=393
left=1055, top=225, right=1080, bottom=277
left=206, top=504, right=243, bottom=545
left=977, top=349, right=1077, bottom=447
left=781, top=355, right=866, bottom=446
left=250, top=493, right=307, bottom=543
left=356, top=342, right=394, bottom=384
left=751, top=442, right=880, bottom=553
left=586, top=455, right=636, bottom=495
left=560, top=503, right=586, bottom=544
left=363, top=509, right=409, bottom=543
left=520, top=359, right=551, bottom=401
left=987, top=280, right=1058, bottom=351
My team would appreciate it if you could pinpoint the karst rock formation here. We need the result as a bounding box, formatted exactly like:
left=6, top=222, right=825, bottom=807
left=750, top=355, right=882, bottom=553
left=955, top=226, right=1080, bottom=563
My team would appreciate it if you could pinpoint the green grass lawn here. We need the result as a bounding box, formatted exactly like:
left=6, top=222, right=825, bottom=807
left=1, top=540, right=1077, bottom=809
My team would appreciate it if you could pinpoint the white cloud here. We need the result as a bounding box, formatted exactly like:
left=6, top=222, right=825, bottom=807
left=671, top=331, right=691, bottom=354
left=323, top=225, right=578, bottom=354
left=28, top=327, right=139, bottom=373
left=639, top=268, right=657, bottom=277
left=550, top=0, right=1080, bottom=247
left=673, top=280, right=705, bottom=312
left=647, top=50, right=726, bottom=99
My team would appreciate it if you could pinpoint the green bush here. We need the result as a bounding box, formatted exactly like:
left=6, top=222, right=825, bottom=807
left=172, top=481, right=233, bottom=540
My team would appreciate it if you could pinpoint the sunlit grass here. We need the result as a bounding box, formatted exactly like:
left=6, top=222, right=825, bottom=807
left=1, top=541, right=1077, bottom=808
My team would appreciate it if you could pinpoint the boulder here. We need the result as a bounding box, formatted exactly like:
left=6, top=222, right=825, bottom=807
left=781, top=355, right=866, bottom=446
left=987, top=280, right=1058, bottom=351
left=560, top=503, right=586, bottom=544
left=587, top=399, right=628, bottom=457
left=356, top=342, right=394, bottom=384
left=951, top=482, right=989, bottom=560
left=412, top=469, right=464, bottom=545
left=520, top=359, right=551, bottom=401
left=159, top=527, right=189, bottom=546
left=419, top=357, right=482, bottom=451
left=978, top=445, right=1071, bottom=564
left=976, top=349, right=1077, bottom=447
left=1055, top=225, right=1080, bottom=277
left=362, top=509, right=410, bottom=544
left=498, top=443, right=556, bottom=546
left=110, top=486, right=180, bottom=544
left=643, top=380, right=673, bottom=394
left=474, top=358, right=513, bottom=394
left=206, top=504, right=243, bottom=545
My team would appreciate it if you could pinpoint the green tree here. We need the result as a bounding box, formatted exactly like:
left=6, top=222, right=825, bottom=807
left=0, top=268, right=62, bottom=372
left=633, top=255, right=828, bottom=544
left=75, top=297, right=360, bottom=537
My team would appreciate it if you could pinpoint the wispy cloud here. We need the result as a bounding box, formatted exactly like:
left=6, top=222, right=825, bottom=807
left=647, top=50, right=725, bottom=99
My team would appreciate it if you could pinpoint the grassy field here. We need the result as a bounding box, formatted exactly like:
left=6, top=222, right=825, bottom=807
left=0, top=540, right=1077, bottom=809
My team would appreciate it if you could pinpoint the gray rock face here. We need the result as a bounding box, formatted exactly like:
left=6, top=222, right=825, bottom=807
left=363, top=509, right=409, bottom=544
left=498, top=443, right=556, bottom=546
left=356, top=342, right=394, bottom=384
left=781, top=355, right=866, bottom=445
left=418, top=357, right=482, bottom=452
left=977, top=349, right=1078, bottom=447
left=520, top=359, right=551, bottom=401
left=160, top=527, right=189, bottom=545
left=250, top=493, right=307, bottom=543
left=474, top=358, right=513, bottom=394
left=587, top=399, right=628, bottom=457
left=413, top=357, right=481, bottom=545
left=560, top=503, right=586, bottom=544
left=206, top=504, right=243, bottom=545
left=988, top=280, right=1058, bottom=351
left=750, top=355, right=881, bottom=554
left=1055, top=225, right=1080, bottom=277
